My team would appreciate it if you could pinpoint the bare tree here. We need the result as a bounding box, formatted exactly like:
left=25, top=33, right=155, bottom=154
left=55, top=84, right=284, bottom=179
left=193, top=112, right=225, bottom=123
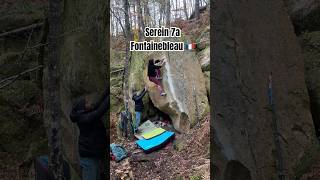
left=166, top=0, right=170, bottom=26
left=123, top=0, right=132, bottom=107
left=195, top=0, right=200, bottom=19
left=158, top=1, right=165, bottom=27
left=175, top=0, right=178, bottom=19
left=47, top=0, right=64, bottom=179
left=136, top=0, right=145, bottom=40
left=183, top=0, right=188, bottom=19
left=133, top=1, right=138, bottom=30
left=189, top=0, right=194, bottom=18
left=144, top=0, right=151, bottom=27
left=37, top=18, right=49, bottom=89
left=153, top=0, right=156, bottom=26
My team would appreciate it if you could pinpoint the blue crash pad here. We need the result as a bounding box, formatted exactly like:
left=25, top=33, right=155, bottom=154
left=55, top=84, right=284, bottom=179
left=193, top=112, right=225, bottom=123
left=136, top=131, right=175, bottom=152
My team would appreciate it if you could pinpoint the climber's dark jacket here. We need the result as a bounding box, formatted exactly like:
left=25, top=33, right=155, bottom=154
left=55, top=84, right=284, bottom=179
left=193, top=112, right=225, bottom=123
left=70, top=89, right=109, bottom=158
left=148, top=61, right=161, bottom=77
left=132, top=89, right=147, bottom=112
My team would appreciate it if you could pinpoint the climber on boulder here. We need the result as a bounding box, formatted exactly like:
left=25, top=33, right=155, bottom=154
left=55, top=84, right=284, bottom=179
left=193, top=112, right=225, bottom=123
left=148, top=59, right=166, bottom=96
left=132, top=86, right=148, bottom=133
left=70, top=88, right=109, bottom=180
left=154, top=59, right=162, bottom=79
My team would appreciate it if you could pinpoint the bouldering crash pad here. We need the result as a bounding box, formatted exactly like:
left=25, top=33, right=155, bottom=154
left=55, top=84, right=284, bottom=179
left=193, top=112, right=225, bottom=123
left=134, top=120, right=158, bottom=139
left=142, top=127, right=166, bottom=139
left=136, top=131, right=175, bottom=153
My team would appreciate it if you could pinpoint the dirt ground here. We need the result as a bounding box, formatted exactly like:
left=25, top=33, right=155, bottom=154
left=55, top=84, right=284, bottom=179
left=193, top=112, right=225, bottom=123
left=110, top=113, right=210, bottom=180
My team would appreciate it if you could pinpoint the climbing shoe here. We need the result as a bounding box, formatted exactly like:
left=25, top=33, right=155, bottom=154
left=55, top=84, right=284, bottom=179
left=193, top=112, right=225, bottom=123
left=160, top=92, right=166, bottom=96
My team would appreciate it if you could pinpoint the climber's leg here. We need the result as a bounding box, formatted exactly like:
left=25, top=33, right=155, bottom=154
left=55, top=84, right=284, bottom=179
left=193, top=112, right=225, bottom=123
left=149, top=76, right=166, bottom=96
left=80, top=157, right=101, bottom=180
left=156, top=69, right=162, bottom=79
left=135, top=111, right=142, bottom=133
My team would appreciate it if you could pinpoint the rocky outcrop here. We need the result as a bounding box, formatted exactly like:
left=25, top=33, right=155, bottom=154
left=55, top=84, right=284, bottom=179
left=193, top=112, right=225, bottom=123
left=301, top=31, right=320, bottom=138
left=212, top=0, right=319, bottom=179
left=0, top=0, right=48, bottom=170
left=43, top=0, right=108, bottom=167
left=197, top=47, right=210, bottom=71
left=284, top=0, right=320, bottom=33
left=0, top=80, right=47, bottom=168
left=129, top=51, right=209, bottom=133
left=0, top=0, right=45, bottom=32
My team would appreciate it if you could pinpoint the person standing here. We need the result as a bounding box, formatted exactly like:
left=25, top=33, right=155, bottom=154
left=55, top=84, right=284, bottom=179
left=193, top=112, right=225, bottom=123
left=70, top=89, right=109, bottom=180
left=132, top=86, right=147, bottom=133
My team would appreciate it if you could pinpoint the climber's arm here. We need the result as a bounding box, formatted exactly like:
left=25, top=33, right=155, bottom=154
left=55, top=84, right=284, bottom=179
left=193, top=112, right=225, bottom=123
left=70, top=94, right=109, bottom=124
left=92, top=88, right=110, bottom=110
left=137, top=88, right=147, bottom=100
left=154, top=59, right=165, bottom=66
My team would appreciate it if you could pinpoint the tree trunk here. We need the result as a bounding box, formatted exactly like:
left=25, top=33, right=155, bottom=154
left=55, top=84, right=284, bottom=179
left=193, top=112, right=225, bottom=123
left=189, top=0, right=193, bottom=18
left=183, top=0, right=188, bottom=19
left=175, top=0, right=178, bottom=19
left=195, top=0, right=200, bottom=19
left=136, top=0, right=145, bottom=40
left=47, top=0, right=63, bottom=179
left=166, top=0, right=171, bottom=26
left=133, top=1, right=137, bottom=30
left=50, top=0, right=109, bottom=176
left=123, top=0, right=132, bottom=105
left=37, top=18, right=49, bottom=89
left=153, top=1, right=156, bottom=26
left=144, top=1, right=151, bottom=27
left=159, top=2, right=163, bottom=27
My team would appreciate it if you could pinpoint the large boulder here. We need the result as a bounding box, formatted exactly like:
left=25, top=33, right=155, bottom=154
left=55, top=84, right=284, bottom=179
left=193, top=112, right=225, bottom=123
left=43, top=0, right=108, bottom=168
left=129, top=51, right=209, bottom=133
left=0, top=0, right=48, bottom=173
left=212, top=0, right=319, bottom=179
left=0, top=80, right=47, bottom=168
left=128, top=52, right=157, bottom=122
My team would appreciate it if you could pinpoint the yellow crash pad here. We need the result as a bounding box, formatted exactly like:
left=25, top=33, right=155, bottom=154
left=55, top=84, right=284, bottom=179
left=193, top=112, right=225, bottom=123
left=142, top=128, right=166, bottom=139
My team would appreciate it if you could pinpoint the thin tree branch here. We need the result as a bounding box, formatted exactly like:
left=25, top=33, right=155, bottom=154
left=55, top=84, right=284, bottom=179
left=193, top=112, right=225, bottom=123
left=0, top=65, right=44, bottom=89
left=111, top=68, right=124, bottom=74
left=0, top=22, right=43, bottom=38
left=111, top=9, right=126, bottom=36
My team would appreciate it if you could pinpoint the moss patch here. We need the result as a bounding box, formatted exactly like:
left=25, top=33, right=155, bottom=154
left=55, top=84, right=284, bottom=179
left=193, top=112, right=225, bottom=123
left=189, top=175, right=202, bottom=180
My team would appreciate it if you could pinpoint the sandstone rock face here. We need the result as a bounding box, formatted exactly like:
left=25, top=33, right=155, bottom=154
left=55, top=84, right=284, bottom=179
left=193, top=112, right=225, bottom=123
left=128, top=52, right=156, bottom=121
left=0, top=0, right=48, bottom=169
left=285, top=0, right=319, bottom=16
left=212, top=0, right=319, bottom=179
left=44, top=0, right=108, bottom=166
left=197, top=47, right=210, bottom=71
left=129, top=51, right=209, bottom=133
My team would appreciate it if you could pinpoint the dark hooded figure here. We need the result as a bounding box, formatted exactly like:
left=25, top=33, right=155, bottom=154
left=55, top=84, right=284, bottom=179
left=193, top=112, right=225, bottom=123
left=132, top=86, right=147, bottom=133
left=70, top=88, right=109, bottom=180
